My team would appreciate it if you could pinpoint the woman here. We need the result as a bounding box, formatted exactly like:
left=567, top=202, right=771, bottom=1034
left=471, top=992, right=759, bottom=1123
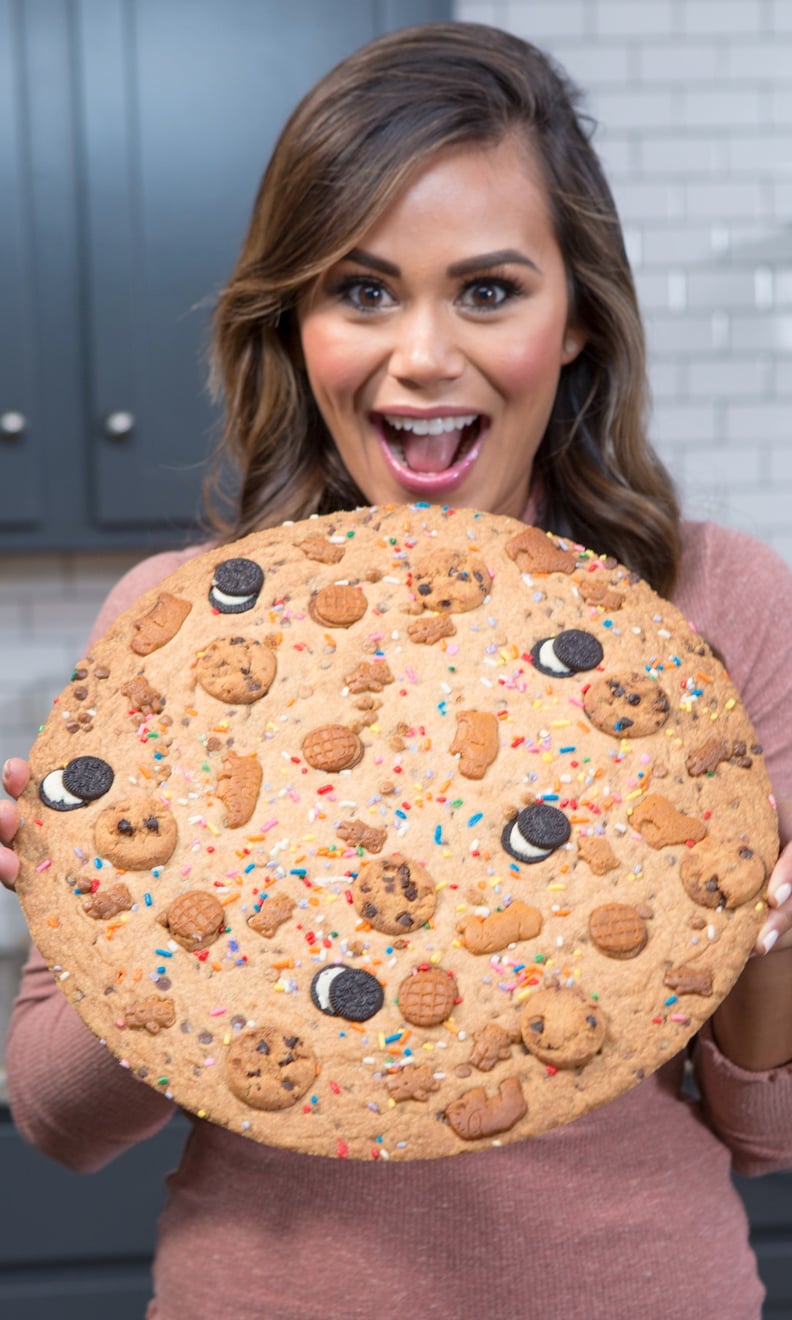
left=2, top=23, right=791, bottom=1319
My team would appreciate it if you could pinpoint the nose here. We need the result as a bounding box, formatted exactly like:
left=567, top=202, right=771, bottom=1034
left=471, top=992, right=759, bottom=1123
left=388, top=302, right=465, bottom=387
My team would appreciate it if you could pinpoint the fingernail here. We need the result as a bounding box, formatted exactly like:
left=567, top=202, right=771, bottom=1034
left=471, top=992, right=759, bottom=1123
left=774, top=882, right=792, bottom=907
left=761, top=928, right=780, bottom=955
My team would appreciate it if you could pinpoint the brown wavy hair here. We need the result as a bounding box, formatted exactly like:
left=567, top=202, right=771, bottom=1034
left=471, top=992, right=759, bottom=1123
left=207, top=21, right=681, bottom=594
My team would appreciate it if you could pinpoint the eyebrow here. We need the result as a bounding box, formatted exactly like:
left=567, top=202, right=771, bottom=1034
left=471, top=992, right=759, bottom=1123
left=344, top=247, right=541, bottom=277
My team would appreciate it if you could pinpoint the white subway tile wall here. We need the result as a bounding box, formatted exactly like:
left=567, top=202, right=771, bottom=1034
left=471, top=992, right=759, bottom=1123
left=457, top=0, right=792, bottom=552
left=0, top=553, right=142, bottom=803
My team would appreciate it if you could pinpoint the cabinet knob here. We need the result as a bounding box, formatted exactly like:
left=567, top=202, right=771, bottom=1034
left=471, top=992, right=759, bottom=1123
left=104, top=410, right=135, bottom=438
left=0, top=411, right=27, bottom=437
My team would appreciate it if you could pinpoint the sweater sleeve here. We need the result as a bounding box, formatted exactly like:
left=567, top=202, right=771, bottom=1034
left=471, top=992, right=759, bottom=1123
left=674, top=522, right=792, bottom=1173
left=674, top=521, right=792, bottom=798
left=6, top=545, right=205, bottom=1172
left=693, top=1022, right=792, bottom=1177
left=6, top=945, right=175, bottom=1172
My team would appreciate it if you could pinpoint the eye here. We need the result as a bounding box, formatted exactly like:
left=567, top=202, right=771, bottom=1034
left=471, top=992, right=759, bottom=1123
left=335, top=277, right=395, bottom=312
left=459, top=276, right=523, bottom=311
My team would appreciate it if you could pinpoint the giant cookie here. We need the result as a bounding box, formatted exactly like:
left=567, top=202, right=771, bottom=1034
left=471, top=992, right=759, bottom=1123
left=15, top=506, right=779, bottom=1159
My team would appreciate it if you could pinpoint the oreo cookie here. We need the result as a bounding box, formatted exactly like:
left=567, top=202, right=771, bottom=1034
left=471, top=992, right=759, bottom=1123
left=310, top=966, right=384, bottom=1022
left=329, top=967, right=384, bottom=1022
left=39, top=756, right=115, bottom=812
left=209, top=558, right=264, bottom=613
left=531, top=629, right=603, bottom=678
left=501, top=802, right=571, bottom=864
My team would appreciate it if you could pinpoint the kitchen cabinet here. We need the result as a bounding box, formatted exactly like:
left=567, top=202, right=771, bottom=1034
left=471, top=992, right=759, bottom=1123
left=0, top=0, right=451, bottom=551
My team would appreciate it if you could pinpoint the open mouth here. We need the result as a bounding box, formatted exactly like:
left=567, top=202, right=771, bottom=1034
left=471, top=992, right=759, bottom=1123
left=375, top=412, right=484, bottom=475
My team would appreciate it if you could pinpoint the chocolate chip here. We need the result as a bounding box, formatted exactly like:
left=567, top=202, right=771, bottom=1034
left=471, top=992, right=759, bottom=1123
left=62, top=755, right=114, bottom=801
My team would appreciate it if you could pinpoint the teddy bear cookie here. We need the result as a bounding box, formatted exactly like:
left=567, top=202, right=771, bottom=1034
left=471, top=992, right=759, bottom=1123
left=14, top=505, right=779, bottom=1160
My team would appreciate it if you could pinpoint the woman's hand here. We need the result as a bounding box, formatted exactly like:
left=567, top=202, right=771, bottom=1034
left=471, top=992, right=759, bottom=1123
left=756, top=830, right=792, bottom=956
left=712, top=798, right=792, bottom=1070
left=0, top=758, right=29, bottom=892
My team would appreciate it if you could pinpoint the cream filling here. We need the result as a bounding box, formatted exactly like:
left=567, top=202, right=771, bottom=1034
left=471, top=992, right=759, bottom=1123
left=538, top=638, right=573, bottom=676
left=41, top=769, right=84, bottom=809
left=313, top=966, right=344, bottom=1011
left=508, top=822, right=552, bottom=862
left=210, top=584, right=257, bottom=608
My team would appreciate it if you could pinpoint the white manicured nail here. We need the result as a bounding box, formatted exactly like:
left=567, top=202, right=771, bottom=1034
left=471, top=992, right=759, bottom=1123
left=774, top=882, right=792, bottom=907
left=761, top=928, right=780, bottom=955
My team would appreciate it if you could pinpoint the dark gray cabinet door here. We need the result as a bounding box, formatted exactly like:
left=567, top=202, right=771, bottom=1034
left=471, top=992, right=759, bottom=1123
left=0, top=0, right=83, bottom=534
left=0, top=1, right=38, bottom=527
left=0, top=0, right=451, bottom=551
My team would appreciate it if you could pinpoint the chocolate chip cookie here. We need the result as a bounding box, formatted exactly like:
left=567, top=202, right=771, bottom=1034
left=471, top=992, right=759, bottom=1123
left=15, top=504, right=778, bottom=1161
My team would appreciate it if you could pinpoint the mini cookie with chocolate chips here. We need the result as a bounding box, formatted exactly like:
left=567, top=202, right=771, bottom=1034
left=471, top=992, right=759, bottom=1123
left=14, top=505, right=778, bottom=1159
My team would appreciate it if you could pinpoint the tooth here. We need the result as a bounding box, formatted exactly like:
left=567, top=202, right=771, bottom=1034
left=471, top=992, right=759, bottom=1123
left=383, top=413, right=478, bottom=435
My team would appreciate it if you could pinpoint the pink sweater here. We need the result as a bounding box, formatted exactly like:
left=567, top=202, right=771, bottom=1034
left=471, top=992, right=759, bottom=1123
left=8, top=520, right=792, bottom=1319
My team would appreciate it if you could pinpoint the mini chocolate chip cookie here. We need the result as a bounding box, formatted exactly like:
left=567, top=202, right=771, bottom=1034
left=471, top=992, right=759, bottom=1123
left=194, top=636, right=277, bottom=704
left=353, top=854, right=437, bottom=934
left=226, top=1027, right=317, bottom=1110
left=583, top=671, right=671, bottom=738
left=94, top=796, right=178, bottom=870
left=520, top=986, right=607, bottom=1069
left=410, top=548, right=489, bottom=612
left=680, top=837, right=767, bottom=909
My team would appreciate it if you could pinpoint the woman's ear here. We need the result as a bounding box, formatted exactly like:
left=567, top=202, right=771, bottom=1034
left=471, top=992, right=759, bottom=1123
left=562, top=326, right=586, bottom=365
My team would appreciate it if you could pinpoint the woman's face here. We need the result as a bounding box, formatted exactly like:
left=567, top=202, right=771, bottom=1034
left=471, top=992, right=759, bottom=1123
left=297, top=136, right=584, bottom=519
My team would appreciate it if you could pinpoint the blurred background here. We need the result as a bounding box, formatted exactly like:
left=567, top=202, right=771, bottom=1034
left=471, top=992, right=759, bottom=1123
left=1, top=1, right=790, bottom=1314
